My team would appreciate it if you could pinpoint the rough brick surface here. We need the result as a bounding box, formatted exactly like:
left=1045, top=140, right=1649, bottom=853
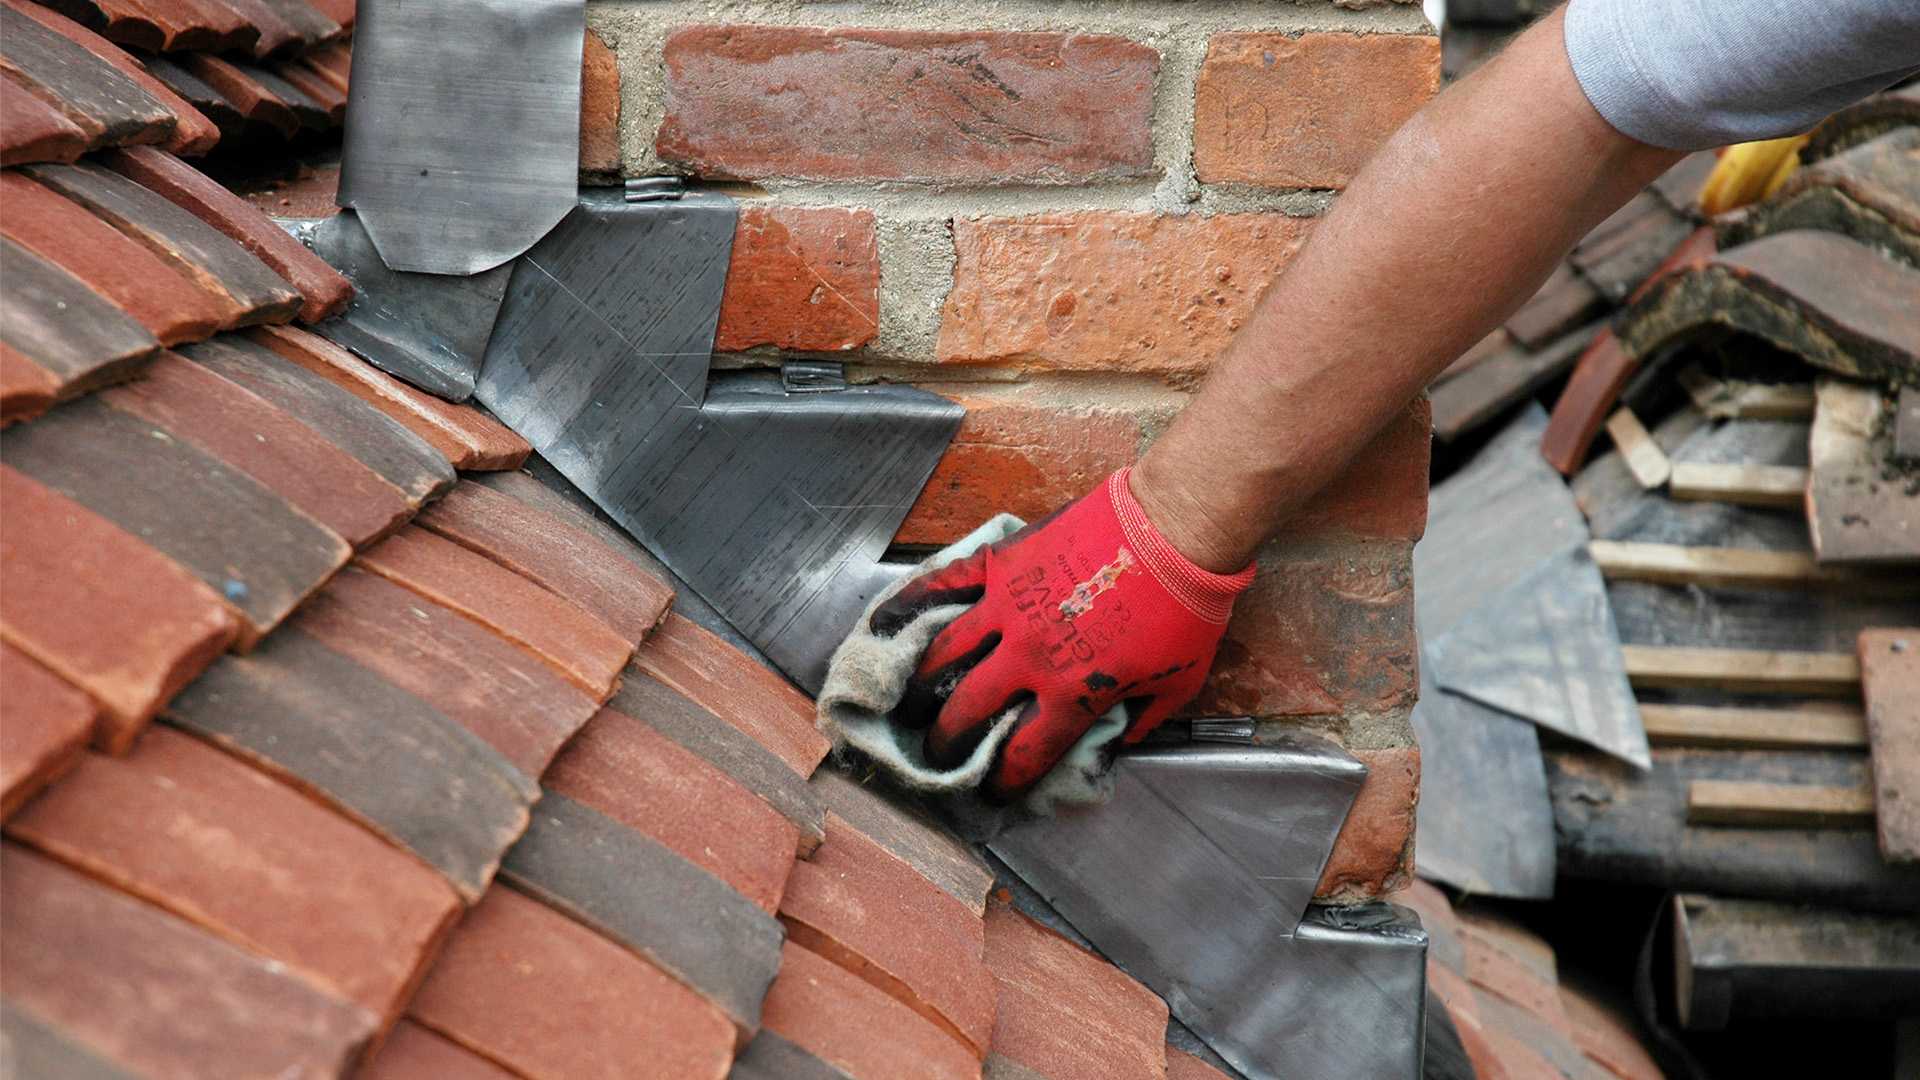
left=1314, top=746, right=1420, bottom=900
left=580, top=30, right=620, bottom=174
left=411, top=885, right=736, bottom=1080
left=780, top=813, right=995, bottom=1057
left=8, top=725, right=463, bottom=1025
left=984, top=901, right=1167, bottom=1080
left=1194, top=32, right=1440, bottom=189
left=1189, top=545, right=1418, bottom=718
left=940, top=211, right=1315, bottom=373
left=545, top=706, right=799, bottom=914
left=657, top=26, right=1157, bottom=183
left=635, top=612, right=831, bottom=777
left=761, top=940, right=981, bottom=1080
left=0, top=643, right=96, bottom=818
left=0, top=467, right=236, bottom=749
left=716, top=206, right=880, bottom=354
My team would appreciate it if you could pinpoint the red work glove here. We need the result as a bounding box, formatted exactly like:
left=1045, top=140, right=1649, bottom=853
left=872, top=468, right=1255, bottom=804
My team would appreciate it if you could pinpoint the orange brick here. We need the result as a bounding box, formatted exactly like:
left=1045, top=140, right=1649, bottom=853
left=0, top=643, right=95, bottom=818
left=1193, top=32, right=1440, bottom=189
left=580, top=30, right=621, bottom=174
left=761, top=939, right=980, bottom=1080
left=1281, top=397, right=1431, bottom=542
left=1314, top=746, right=1420, bottom=901
left=939, top=211, right=1315, bottom=374
left=983, top=901, right=1167, bottom=1080
left=716, top=206, right=880, bottom=353
left=634, top=612, right=830, bottom=778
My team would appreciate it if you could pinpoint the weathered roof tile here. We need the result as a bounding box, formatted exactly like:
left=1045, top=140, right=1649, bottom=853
left=0, top=236, right=159, bottom=397
left=635, top=612, right=830, bottom=777
left=0, top=4, right=174, bottom=149
left=357, top=1019, right=523, bottom=1080
left=983, top=900, right=1168, bottom=1080
left=0, top=643, right=96, bottom=818
left=0, top=342, right=63, bottom=425
left=810, top=770, right=994, bottom=915
left=762, top=939, right=981, bottom=1080
left=176, top=51, right=298, bottom=138
left=5, top=0, right=219, bottom=154
left=0, top=76, right=88, bottom=165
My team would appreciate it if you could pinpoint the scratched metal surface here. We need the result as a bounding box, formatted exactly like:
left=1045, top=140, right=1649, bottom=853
left=477, top=190, right=962, bottom=691
left=338, top=0, right=583, bottom=274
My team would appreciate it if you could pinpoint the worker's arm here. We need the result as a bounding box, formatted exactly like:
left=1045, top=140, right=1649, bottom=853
left=1131, top=5, right=1682, bottom=573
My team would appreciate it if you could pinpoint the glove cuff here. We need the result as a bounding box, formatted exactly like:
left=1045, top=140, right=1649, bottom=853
left=1107, top=468, right=1256, bottom=626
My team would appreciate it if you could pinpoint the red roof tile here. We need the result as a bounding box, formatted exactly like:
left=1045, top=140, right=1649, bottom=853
left=302, top=0, right=351, bottom=32
left=410, top=885, right=737, bottom=1080
left=0, top=237, right=159, bottom=398
left=6, top=0, right=220, bottom=156
left=1560, top=988, right=1665, bottom=1080
left=0, top=77, right=88, bottom=165
left=0, top=842, right=378, bottom=1079
left=545, top=705, right=799, bottom=913
left=415, top=480, right=673, bottom=647
left=1165, top=1046, right=1234, bottom=1080
left=358, top=1019, right=523, bottom=1080
left=983, top=901, right=1168, bottom=1080
left=248, top=326, right=533, bottom=469
left=177, top=51, right=298, bottom=138
left=210, top=0, right=303, bottom=57
left=0, top=643, right=96, bottom=818
left=0, top=4, right=175, bottom=150
left=0, top=466, right=237, bottom=750
left=7, top=724, right=464, bottom=1025
left=271, top=56, right=346, bottom=122
left=1461, top=925, right=1572, bottom=1037
left=0, top=341, right=62, bottom=424
left=762, top=939, right=982, bottom=1080
left=635, top=612, right=830, bottom=778
left=780, top=813, right=995, bottom=1057
left=358, top=525, right=632, bottom=698
left=105, top=145, right=353, bottom=323
left=139, top=0, right=256, bottom=52
left=40, top=0, right=166, bottom=52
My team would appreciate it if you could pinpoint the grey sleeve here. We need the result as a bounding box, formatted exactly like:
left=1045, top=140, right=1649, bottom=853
left=1563, top=0, right=1920, bottom=151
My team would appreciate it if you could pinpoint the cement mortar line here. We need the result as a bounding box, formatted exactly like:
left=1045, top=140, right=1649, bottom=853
left=1253, top=703, right=1419, bottom=751
left=718, top=180, right=1340, bottom=219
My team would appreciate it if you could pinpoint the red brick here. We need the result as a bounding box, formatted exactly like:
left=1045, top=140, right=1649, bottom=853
left=247, top=325, right=532, bottom=471
left=0, top=77, right=88, bottom=166
left=414, top=481, right=674, bottom=649
left=291, top=566, right=600, bottom=779
left=0, top=643, right=96, bottom=818
left=894, top=393, right=1142, bottom=547
left=983, top=901, right=1168, bottom=1080
left=0, top=467, right=237, bottom=750
left=1560, top=988, right=1665, bottom=1080
left=0, top=173, right=224, bottom=346
left=358, top=1019, right=522, bottom=1080
left=939, top=211, right=1315, bottom=373
left=1166, top=1046, right=1234, bottom=1080
left=762, top=939, right=981, bottom=1080
left=1194, top=32, right=1439, bottom=189
left=1314, top=745, right=1419, bottom=900
left=780, top=813, right=995, bottom=1057
left=1189, top=547, right=1417, bottom=718
left=0, top=342, right=61, bottom=423
left=358, top=525, right=632, bottom=699
left=716, top=206, right=880, bottom=353
left=1860, top=627, right=1920, bottom=861
left=7, top=725, right=463, bottom=1025
left=1282, top=397, right=1430, bottom=541
left=0, top=843, right=378, bottom=1079
left=657, top=25, right=1157, bottom=183
left=580, top=29, right=620, bottom=173
left=545, top=706, right=799, bottom=913
left=102, top=351, right=410, bottom=548
left=410, top=885, right=736, bottom=1080
left=635, top=612, right=830, bottom=777
left=5, top=0, right=221, bottom=156
left=103, top=146, right=354, bottom=324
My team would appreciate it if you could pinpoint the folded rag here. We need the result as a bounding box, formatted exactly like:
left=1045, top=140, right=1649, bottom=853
left=816, top=515, right=1131, bottom=820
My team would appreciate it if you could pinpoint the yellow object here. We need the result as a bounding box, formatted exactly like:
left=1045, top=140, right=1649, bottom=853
left=1696, top=135, right=1812, bottom=216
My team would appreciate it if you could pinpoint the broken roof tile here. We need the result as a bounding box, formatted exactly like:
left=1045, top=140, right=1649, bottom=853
left=635, top=612, right=830, bottom=777
left=983, top=900, right=1169, bottom=1080
left=175, top=51, right=298, bottom=137
left=608, top=669, right=827, bottom=855
left=290, top=566, right=599, bottom=778
left=0, top=342, right=60, bottom=424
left=7, top=724, right=463, bottom=1026
left=0, top=467, right=237, bottom=750
left=0, top=237, right=159, bottom=397
left=24, top=161, right=304, bottom=327
left=2, top=394, right=352, bottom=647
left=0, top=643, right=96, bottom=819
left=4, top=0, right=220, bottom=154
left=358, top=1019, right=522, bottom=1080
left=0, top=842, right=378, bottom=1079
left=182, top=334, right=455, bottom=507
left=1506, top=264, right=1605, bottom=352
left=1, top=172, right=225, bottom=346
left=30, top=0, right=165, bottom=51
left=141, top=52, right=247, bottom=137
left=0, top=5, right=174, bottom=149
left=1722, top=129, right=1920, bottom=263
left=500, top=789, right=786, bottom=1041
left=166, top=628, right=537, bottom=902
left=546, top=705, right=799, bottom=912
left=762, top=939, right=982, bottom=1080
left=780, top=812, right=995, bottom=1058
left=102, top=351, right=411, bottom=548
left=1540, top=330, right=1637, bottom=476
left=105, top=146, right=354, bottom=323
left=410, top=884, right=737, bottom=1080
left=416, top=480, right=672, bottom=645
left=303, top=0, right=349, bottom=31
left=1803, top=83, right=1920, bottom=162
left=810, top=769, right=995, bottom=916
left=298, top=38, right=351, bottom=91
left=0, top=76, right=88, bottom=165
left=248, top=326, right=532, bottom=469
left=358, top=525, right=631, bottom=698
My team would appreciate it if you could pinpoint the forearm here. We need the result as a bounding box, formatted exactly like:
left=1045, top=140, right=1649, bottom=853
left=1132, top=8, right=1683, bottom=573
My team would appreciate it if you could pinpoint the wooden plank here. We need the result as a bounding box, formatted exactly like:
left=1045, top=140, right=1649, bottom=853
left=1667, top=462, right=1808, bottom=509
left=1603, top=409, right=1670, bottom=489
left=1859, top=628, right=1920, bottom=861
left=1588, top=539, right=1920, bottom=595
left=1638, top=703, right=1869, bottom=750
left=1677, top=368, right=1816, bottom=421
left=0, top=5, right=173, bottom=149
left=1620, top=645, right=1861, bottom=696
left=1687, top=779, right=1876, bottom=828
left=0, top=237, right=157, bottom=393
